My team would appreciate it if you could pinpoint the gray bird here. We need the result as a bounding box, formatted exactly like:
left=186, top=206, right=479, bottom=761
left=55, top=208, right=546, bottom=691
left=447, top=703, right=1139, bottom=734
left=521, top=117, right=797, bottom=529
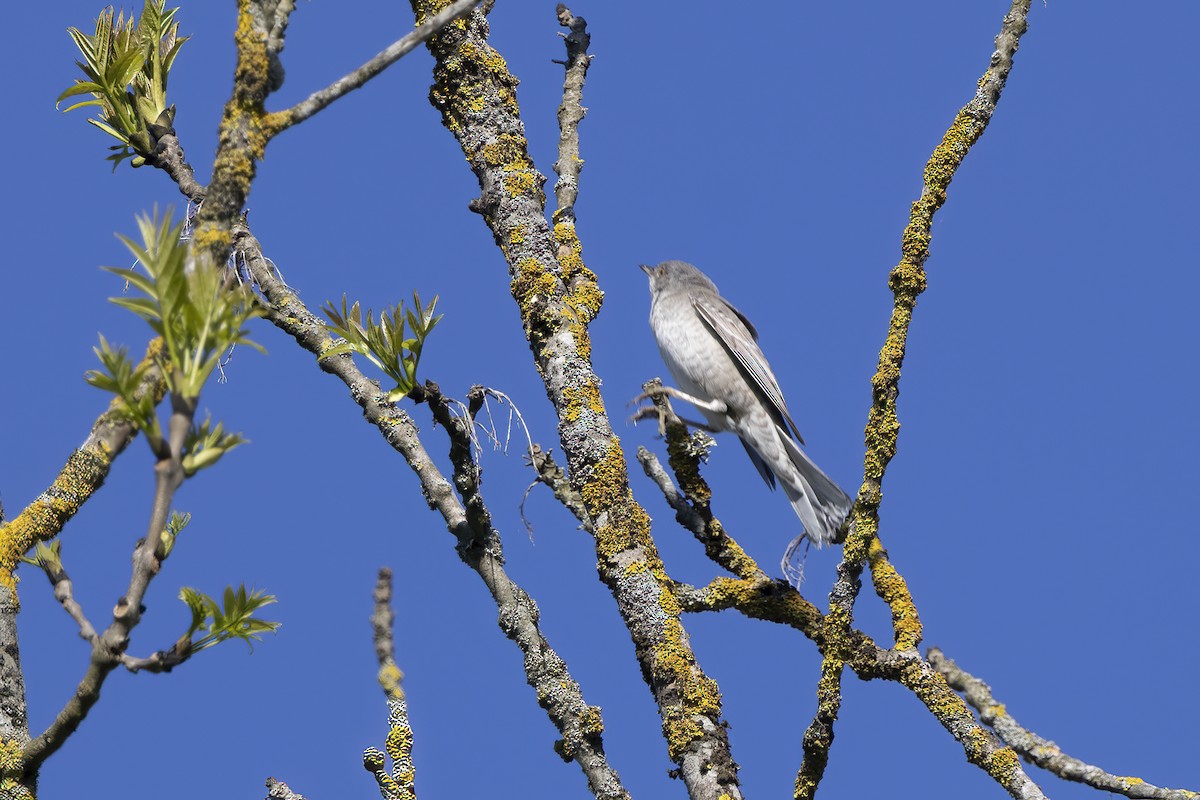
left=640, top=260, right=853, bottom=554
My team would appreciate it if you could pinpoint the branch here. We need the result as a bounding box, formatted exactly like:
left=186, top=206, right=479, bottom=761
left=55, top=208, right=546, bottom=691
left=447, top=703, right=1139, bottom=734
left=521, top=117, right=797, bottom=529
left=22, top=394, right=194, bottom=776
left=808, top=3, right=1033, bottom=794
left=633, top=382, right=767, bottom=582
left=191, top=0, right=298, bottom=273
left=30, top=550, right=98, bottom=645
left=524, top=444, right=593, bottom=533
left=144, top=132, right=205, bottom=203
left=551, top=4, right=591, bottom=226
left=408, top=6, right=742, bottom=795
left=929, top=649, right=1197, bottom=800
left=0, top=339, right=165, bottom=578
left=0, top=505, right=29, bottom=753
left=265, top=0, right=483, bottom=136
left=363, top=568, right=416, bottom=800
left=232, top=224, right=629, bottom=800
left=265, top=778, right=307, bottom=800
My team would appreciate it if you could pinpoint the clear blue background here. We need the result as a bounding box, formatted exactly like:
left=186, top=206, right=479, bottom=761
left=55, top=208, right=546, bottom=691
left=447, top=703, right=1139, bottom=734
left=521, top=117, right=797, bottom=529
left=4, top=1, right=1197, bottom=797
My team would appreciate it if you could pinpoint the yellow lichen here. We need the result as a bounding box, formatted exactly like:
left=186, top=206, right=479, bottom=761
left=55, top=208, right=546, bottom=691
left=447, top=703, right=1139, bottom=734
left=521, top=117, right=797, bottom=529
left=624, top=560, right=648, bottom=576
left=578, top=437, right=628, bottom=515
left=479, top=134, right=531, bottom=171
left=504, top=171, right=536, bottom=195
left=655, top=618, right=723, bottom=759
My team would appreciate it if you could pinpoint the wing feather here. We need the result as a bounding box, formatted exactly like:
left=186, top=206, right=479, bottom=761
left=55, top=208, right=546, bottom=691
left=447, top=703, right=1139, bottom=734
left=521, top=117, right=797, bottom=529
left=693, top=295, right=805, bottom=444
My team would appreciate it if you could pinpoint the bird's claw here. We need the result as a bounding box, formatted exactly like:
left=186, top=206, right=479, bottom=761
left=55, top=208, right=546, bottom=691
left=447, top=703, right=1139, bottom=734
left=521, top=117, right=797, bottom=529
left=629, top=397, right=670, bottom=437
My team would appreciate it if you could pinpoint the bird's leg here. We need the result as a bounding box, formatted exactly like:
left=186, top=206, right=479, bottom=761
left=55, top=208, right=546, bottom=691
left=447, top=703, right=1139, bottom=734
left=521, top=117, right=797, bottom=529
left=629, top=385, right=724, bottom=436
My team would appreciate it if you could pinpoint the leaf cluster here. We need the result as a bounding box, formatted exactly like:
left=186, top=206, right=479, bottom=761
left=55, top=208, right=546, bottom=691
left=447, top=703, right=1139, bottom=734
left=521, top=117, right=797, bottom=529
left=158, top=509, right=191, bottom=558
left=322, top=293, right=442, bottom=402
left=179, top=585, right=280, bottom=654
left=20, top=540, right=66, bottom=583
left=182, top=416, right=247, bottom=477
left=85, top=334, right=160, bottom=434
left=57, top=0, right=188, bottom=169
left=99, top=209, right=264, bottom=402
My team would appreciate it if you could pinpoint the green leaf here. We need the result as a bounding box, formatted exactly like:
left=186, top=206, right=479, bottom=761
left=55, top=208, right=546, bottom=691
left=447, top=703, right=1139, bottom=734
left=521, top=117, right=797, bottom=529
left=60, top=0, right=189, bottom=166
left=104, top=208, right=263, bottom=402
left=179, top=584, right=280, bottom=654
left=181, top=414, right=248, bottom=477
left=319, top=292, right=443, bottom=400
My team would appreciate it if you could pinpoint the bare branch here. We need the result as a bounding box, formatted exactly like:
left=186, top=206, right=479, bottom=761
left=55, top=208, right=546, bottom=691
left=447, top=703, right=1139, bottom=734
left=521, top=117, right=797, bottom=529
left=524, top=444, right=593, bottom=533
left=552, top=4, right=592, bottom=225
left=371, top=568, right=400, bottom=694
left=265, top=0, right=483, bottom=135
left=929, top=648, right=1197, bottom=800
left=32, top=554, right=98, bottom=645
left=119, top=644, right=190, bottom=674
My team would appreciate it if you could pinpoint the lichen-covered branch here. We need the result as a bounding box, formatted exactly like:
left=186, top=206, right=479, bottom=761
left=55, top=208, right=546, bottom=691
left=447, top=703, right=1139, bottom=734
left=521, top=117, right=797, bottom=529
left=634, top=383, right=766, bottom=583
left=407, top=6, right=741, bottom=795
left=0, top=339, right=167, bottom=777
left=840, top=0, right=1033, bottom=647
left=0, top=580, right=28, bottom=798
left=190, top=0, right=293, bottom=273
left=929, top=649, right=1198, bottom=800
left=363, top=568, right=416, bottom=800
left=0, top=340, right=166, bottom=593
left=265, top=777, right=307, bottom=800
left=808, top=2, right=1033, bottom=794
left=192, top=0, right=475, bottom=274
left=233, top=225, right=629, bottom=800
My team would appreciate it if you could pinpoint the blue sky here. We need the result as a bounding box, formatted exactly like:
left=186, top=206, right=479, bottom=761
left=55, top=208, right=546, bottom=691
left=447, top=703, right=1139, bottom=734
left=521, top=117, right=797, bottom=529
left=4, top=1, right=1198, bottom=797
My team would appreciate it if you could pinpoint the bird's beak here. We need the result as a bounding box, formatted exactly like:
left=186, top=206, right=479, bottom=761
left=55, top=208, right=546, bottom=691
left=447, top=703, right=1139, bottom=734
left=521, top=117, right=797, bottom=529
left=639, top=264, right=654, bottom=276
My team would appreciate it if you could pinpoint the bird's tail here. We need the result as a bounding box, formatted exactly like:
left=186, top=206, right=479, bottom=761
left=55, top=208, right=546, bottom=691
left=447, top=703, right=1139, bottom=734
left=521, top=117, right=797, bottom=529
left=779, top=434, right=853, bottom=547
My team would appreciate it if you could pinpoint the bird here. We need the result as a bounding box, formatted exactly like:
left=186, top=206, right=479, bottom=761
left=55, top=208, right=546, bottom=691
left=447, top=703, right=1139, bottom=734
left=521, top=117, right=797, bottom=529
left=638, top=260, right=853, bottom=571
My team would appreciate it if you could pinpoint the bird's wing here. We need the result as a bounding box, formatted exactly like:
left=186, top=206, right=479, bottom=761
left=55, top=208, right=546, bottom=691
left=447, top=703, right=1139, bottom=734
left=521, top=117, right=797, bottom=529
left=693, top=294, right=805, bottom=444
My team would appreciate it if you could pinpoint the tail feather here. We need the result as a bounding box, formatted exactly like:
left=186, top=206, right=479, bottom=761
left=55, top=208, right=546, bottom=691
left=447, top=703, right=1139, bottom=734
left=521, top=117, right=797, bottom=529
left=779, top=432, right=852, bottom=546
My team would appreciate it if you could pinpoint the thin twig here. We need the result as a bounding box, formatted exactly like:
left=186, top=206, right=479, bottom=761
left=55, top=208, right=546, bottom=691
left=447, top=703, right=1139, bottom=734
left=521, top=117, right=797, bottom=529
left=264, top=0, right=483, bottom=136
left=929, top=648, right=1197, bottom=800
left=37, top=558, right=98, bottom=645
left=523, top=444, right=593, bottom=534
left=634, top=380, right=768, bottom=583
left=552, top=4, right=591, bottom=226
